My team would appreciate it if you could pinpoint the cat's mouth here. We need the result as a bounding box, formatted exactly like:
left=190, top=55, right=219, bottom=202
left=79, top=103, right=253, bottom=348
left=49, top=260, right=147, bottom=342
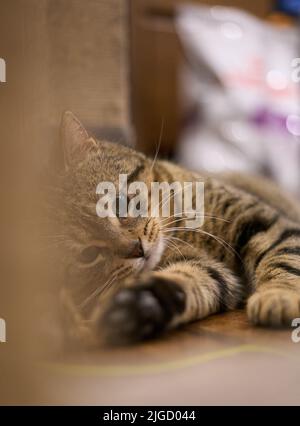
left=137, top=235, right=165, bottom=273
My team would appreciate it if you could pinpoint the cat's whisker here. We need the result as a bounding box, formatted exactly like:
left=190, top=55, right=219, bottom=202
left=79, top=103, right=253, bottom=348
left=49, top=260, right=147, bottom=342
left=78, top=265, right=134, bottom=311
left=100, top=275, right=119, bottom=298
left=152, top=184, right=185, bottom=214
left=150, top=118, right=164, bottom=172
left=167, top=235, right=195, bottom=251
left=151, top=184, right=190, bottom=219
left=163, top=237, right=186, bottom=260
left=160, top=217, right=185, bottom=228
left=160, top=183, right=192, bottom=210
left=164, top=227, right=242, bottom=261
left=159, top=212, right=231, bottom=225
left=78, top=274, right=118, bottom=311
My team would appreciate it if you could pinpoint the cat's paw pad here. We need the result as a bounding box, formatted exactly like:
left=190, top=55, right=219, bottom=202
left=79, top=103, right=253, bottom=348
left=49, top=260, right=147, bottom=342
left=247, top=288, right=300, bottom=327
left=100, top=277, right=185, bottom=344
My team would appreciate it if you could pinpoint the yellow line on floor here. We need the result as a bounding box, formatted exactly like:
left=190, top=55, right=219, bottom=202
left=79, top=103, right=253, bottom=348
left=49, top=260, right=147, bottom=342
left=45, top=344, right=298, bottom=377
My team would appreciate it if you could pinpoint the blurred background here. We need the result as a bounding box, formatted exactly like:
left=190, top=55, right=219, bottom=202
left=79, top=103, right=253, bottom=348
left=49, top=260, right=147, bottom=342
left=1, top=0, right=300, bottom=183
left=0, top=0, right=300, bottom=405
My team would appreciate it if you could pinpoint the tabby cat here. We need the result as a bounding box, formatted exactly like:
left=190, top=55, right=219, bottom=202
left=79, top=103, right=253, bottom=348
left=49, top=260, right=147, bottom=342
left=55, top=111, right=300, bottom=346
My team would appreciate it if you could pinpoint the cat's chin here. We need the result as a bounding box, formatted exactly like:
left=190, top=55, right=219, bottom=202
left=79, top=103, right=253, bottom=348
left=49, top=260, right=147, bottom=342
left=137, top=235, right=165, bottom=273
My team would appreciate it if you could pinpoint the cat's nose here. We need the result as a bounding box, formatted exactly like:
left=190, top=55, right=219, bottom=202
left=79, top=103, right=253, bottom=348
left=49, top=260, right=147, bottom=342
left=128, top=238, right=144, bottom=258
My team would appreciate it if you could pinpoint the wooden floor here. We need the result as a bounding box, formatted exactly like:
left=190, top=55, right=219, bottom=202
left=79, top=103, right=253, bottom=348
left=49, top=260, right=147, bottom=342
left=43, top=310, right=300, bottom=405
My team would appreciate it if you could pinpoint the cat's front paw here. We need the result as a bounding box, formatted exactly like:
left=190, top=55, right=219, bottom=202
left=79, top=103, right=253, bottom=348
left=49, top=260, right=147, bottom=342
left=99, top=276, right=186, bottom=344
left=247, top=288, right=300, bottom=327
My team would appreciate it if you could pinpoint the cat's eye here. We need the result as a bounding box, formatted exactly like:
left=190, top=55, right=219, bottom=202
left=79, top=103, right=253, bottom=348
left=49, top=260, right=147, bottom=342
left=78, top=245, right=102, bottom=265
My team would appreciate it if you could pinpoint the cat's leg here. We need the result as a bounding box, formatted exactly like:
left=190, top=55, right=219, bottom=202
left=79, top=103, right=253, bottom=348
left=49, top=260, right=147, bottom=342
left=97, top=250, right=243, bottom=344
left=208, top=185, right=300, bottom=327
left=245, top=223, right=300, bottom=327
left=220, top=199, right=300, bottom=327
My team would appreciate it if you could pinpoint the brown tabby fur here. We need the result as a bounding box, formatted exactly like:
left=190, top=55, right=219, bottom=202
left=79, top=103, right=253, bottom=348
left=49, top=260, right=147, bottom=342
left=52, top=112, right=300, bottom=346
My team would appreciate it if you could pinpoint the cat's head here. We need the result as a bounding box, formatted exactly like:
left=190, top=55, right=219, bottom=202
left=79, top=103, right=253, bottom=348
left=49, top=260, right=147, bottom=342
left=56, top=112, right=165, bottom=311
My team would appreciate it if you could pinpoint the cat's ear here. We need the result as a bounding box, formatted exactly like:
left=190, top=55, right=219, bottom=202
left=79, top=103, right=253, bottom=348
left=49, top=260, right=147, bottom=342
left=61, top=111, right=96, bottom=169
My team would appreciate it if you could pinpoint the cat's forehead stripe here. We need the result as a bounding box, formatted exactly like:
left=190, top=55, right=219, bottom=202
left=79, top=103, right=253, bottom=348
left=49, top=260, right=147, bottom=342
left=127, top=163, right=146, bottom=184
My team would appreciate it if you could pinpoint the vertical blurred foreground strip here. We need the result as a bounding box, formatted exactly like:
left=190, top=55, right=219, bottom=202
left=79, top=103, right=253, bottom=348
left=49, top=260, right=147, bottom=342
left=0, top=0, right=44, bottom=404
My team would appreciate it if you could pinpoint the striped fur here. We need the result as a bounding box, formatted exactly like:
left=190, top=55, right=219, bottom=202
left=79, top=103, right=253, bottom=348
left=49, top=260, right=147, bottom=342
left=55, top=113, right=300, bottom=345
